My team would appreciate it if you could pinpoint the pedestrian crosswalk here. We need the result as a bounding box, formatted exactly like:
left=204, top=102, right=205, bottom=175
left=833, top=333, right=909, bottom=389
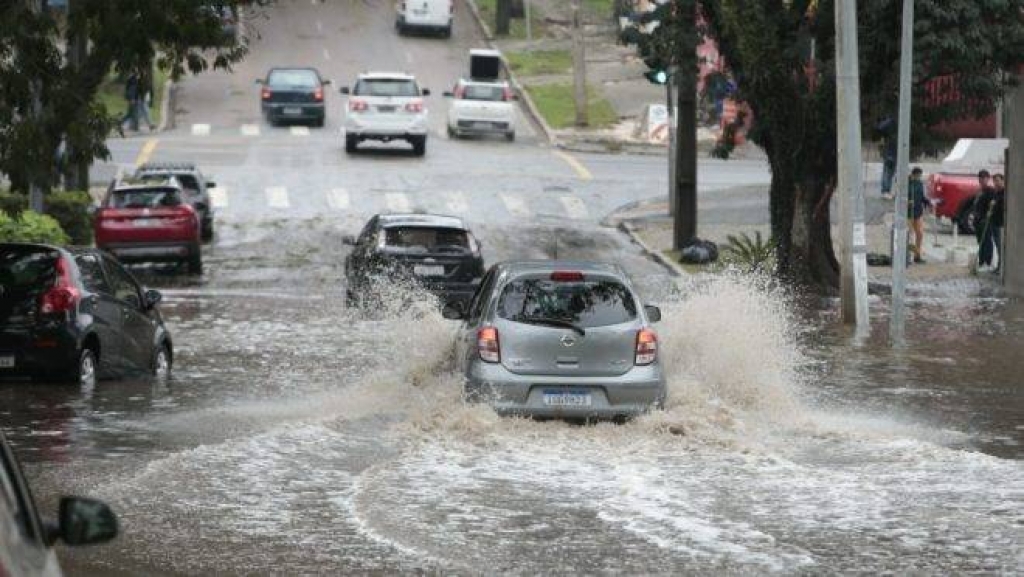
left=204, top=186, right=599, bottom=223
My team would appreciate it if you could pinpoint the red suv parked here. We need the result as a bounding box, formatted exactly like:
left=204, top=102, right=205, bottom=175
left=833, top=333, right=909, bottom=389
left=927, top=138, right=1007, bottom=234
left=94, top=178, right=203, bottom=273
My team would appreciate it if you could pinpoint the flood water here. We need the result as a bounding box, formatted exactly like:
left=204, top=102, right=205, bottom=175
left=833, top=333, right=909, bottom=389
left=1, top=224, right=1022, bottom=575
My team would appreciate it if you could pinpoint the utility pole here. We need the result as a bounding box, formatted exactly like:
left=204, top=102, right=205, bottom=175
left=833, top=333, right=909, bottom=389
left=524, top=0, right=532, bottom=42
left=571, top=0, right=588, bottom=126
left=667, top=73, right=677, bottom=216
left=889, top=0, right=914, bottom=343
left=1005, top=68, right=1024, bottom=296
left=835, top=0, right=870, bottom=327
left=496, top=0, right=511, bottom=35
left=673, top=4, right=697, bottom=250
left=27, top=0, right=45, bottom=212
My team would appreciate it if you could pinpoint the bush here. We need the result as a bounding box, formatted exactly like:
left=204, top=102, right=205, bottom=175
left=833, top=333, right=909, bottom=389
left=0, top=211, right=70, bottom=245
left=45, top=190, right=93, bottom=245
left=0, top=191, right=28, bottom=217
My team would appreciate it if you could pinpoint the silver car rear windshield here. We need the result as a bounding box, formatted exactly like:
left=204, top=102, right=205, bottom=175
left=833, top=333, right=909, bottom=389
left=111, top=188, right=183, bottom=209
left=497, top=278, right=638, bottom=328
left=355, top=79, right=419, bottom=97
left=384, top=227, right=470, bottom=253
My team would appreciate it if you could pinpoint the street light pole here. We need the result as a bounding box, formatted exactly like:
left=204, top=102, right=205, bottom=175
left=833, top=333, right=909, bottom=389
left=835, top=0, right=870, bottom=328
left=890, top=0, right=915, bottom=344
left=667, top=73, right=676, bottom=216
left=571, top=0, right=588, bottom=126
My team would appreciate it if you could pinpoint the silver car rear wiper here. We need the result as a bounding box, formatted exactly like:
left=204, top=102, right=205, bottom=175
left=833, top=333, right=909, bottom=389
left=515, top=316, right=585, bottom=336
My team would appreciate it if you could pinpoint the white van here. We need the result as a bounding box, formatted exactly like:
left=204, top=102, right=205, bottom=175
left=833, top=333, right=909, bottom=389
left=396, top=0, right=454, bottom=37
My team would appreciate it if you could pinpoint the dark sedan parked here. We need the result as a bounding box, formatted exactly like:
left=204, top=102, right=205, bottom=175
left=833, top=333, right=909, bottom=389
left=0, top=243, right=173, bottom=386
left=344, top=214, right=485, bottom=309
left=258, top=67, right=330, bottom=127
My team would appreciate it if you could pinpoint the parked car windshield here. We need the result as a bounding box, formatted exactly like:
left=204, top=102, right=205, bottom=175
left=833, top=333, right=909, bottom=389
left=268, top=69, right=319, bottom=88
left=354, top=79, right=419, bottom=97
left=496, top=278, right=638, bottom=328
left=110, top=188, right=183, bottom=209
left=0, top=246, right=57, bottom=291
left=461, top=84, right=505, bottom=101
left=384, top=227, right=470, bottom=253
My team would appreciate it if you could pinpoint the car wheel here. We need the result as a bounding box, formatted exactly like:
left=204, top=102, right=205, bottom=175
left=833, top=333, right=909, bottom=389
left=345, top=135, right=358, bottom=154
left=187, top=246, right=203, bottom=274
left=447, top=125, right=457, bottom=139
left=411, top=136, right=427, bottom=156
left=314, top=115, right=325, bottom=128
left=442, top=25, right=452, bottom=38
left=201, top=220, right=214, bottom=242
left=152, top=343, right=172, bottom=381
left=66, top=347, right=97, bottom=388
left=506, top=131, right=516, bottom=142
left=956, top=199, right=977, bottom=235
left=395, top=20, right=405, bottom=35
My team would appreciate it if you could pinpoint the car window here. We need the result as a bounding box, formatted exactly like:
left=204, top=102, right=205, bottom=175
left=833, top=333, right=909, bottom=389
left=496, top=278, right=638, bottom=328
left=75, top=254, right=111, bottom=295
left=268, top=69, right=319, bottom=88
left=0, top=247, right=57, bottom=292
left=102, top=258, right=142, bottom=308
left=109, top=188, right=182, bottom=209
left=467, top=268, right=497, bottom=324
left=384, top=227, right=469, bottom=253
left=354, top=79, right=419, bottom=97
left=460, top=84, right=505, bottom=101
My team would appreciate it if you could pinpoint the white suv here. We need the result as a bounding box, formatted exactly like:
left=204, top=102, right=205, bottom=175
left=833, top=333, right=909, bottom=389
left=341, top=72, right=431, bottom=156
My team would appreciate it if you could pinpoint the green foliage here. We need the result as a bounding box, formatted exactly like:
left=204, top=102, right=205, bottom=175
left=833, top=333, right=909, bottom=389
left=506, top=50, right=573, bottom=76
left=722, top=232, right=776, bottom=273
left=0, top=211, right=69, bottom=245
left=45, top=191, right=93, bottom=245
left=524, top=83, right=619, bottom=129
left=0, top=191, right=28, bottom=218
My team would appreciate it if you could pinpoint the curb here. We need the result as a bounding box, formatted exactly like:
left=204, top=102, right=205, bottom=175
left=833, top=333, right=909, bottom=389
left=463, top=0, right=559, bottom=146
left=616, top=221, right=686, bottom=278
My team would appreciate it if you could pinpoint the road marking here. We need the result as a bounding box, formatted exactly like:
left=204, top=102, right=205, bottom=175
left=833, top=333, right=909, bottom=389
left=500, top=194, right=530, bottom=217
left=241, top=124, right=260, bottom=137
left=290, top=126, right=310, bottom=137
left=266, top=186, right=290, bottom=209
left=209, top=186, right=229, bottom=209
left=327, top=188, right=349, bottom=210
left=134, top=138, right=159, bottom=167
left=553, top=150, right=593, bottom=180
left=191, top=123, right=211, bottom=136
left=559, top=195, right=589, bottom=219
left=404, top=51, right=414, bottom=65
left=323, top=48, right=331, bottom=61
left=385, top=192, right=411, bottom=213
left=445, top=191, right=468, bottom=214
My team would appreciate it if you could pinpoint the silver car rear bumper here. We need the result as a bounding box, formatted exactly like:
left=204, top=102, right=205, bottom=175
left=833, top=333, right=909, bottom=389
left=465, top=361, right=666, bottom=418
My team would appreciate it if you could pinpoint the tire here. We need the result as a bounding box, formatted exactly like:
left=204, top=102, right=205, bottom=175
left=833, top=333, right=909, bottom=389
left=65, top=347, right=97, bottom=388
left=152, top=343, right=172, bottom=381
left=314, top=115, right=325, bottom=128
left=447, top=125, right=457, bottom=139
left=956, top=198, right=978, bottom=235
left=201, top=219, right=214, bottom=242
left=442, top=25, right=452, bottom=38
left=345, top=135, right=358, bottom=154
left=505, top=131, right=516, bottom=142
left=187, top=245, right=203, bottom=274
left=395, top=20, right=405, bottom=35
left=411, top=136, right=426, bottom=156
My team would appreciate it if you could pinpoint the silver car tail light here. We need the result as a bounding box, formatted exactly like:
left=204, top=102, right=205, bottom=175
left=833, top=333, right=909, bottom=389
left=477, top=326, right=500, bottom=363
left=635, top=328, right=658, bottom=365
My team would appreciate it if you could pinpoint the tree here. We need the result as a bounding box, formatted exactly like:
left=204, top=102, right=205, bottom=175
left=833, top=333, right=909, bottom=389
left=0, top=0, right=272, bottom=202
left=690, top=0, right=1024, bottom=290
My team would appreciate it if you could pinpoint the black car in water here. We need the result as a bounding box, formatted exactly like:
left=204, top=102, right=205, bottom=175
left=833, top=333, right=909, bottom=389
left=257, top=67, right=330, bottom=127
left=0, top=243, right=173, bottom=387
left=344, top=214, right=485, bottom=308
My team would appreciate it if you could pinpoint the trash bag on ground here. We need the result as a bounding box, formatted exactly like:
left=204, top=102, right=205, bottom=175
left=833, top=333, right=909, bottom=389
left=679, top=239, right=719, bottom=264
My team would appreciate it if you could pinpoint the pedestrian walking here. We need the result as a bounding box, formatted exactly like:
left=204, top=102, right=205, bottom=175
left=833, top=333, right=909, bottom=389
left=991, top=173, right=1006, bottom=273
left=974, top=170, right=998, bottom=270
left=136, top=68, right=156, bottom=131
left=875, top=117, right=897, bottom=199
left=907, top=167, right=928, bottom=263
left=120, top=72, right=140, bottom=131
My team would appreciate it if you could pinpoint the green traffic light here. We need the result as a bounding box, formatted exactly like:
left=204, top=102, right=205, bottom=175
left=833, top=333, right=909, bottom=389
left=645, top=70, right=668, bottom=84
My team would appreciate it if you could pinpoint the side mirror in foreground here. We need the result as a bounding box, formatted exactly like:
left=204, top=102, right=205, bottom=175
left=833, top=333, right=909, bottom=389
left=644, top=305, right=662, bottom=323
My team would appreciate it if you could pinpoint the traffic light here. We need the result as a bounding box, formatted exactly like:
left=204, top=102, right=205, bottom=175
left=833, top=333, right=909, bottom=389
left=644, top=69, right=669, bottom=84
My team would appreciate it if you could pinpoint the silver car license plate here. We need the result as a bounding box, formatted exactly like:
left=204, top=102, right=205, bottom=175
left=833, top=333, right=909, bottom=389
left=0, top=355, right=15, bottom=368
left=377, top=105, right=397, bottom=113
left=413, top=265, right=445, bottom=277
left=283, top=107, right=302, bottom=115
left=543, top=391, right=592, bottom=407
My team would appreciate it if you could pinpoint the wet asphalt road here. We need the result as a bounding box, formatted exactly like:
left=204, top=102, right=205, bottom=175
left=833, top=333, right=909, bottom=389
left=3, top=0, right=1023, bottom=574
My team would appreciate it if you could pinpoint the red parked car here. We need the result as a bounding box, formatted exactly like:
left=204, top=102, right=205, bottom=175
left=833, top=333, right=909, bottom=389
left=926, top=138, right=1007, bottom=234
left=94, top=178, right=203, bottom=273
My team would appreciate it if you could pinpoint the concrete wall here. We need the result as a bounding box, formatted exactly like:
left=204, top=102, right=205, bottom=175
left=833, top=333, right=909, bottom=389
left=1006, top=79, right=1024, bottom=295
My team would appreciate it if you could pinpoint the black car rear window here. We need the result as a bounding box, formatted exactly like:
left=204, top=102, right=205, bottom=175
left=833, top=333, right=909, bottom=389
left=497, top=278, right=638, bottom=328
left=0, top=247, right=57, bottom=291
left=110, top=188, right=183, bottom=209
left=268, top=69, right=319, bottom=88
left=384, top=227, right=470, bottom=253
left=354, top=79, right=419, bottom=97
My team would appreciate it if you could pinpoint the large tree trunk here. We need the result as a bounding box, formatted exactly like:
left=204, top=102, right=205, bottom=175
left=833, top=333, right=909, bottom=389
left=770, top=165, right=841, bottom=292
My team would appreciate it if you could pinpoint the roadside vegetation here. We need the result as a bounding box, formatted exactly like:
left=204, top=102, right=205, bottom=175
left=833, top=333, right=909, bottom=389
left=525, top=83, right=618, bottom=129
left=506, top=49, right=572, bottom=76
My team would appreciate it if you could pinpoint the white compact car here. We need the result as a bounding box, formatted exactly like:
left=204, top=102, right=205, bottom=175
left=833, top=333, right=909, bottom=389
left=340, top=72, right=431, bottom=156
left=444, top=79, right=518, bottom=142
left=396, top=0, right=453, bottom=37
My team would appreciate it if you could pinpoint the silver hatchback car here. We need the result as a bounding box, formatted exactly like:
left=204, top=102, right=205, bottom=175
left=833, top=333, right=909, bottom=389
left=443, top=261, right=666, bottom=419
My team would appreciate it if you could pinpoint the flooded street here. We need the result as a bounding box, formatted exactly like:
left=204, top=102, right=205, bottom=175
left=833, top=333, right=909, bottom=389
left=2, top=223, right=1021, bottom=575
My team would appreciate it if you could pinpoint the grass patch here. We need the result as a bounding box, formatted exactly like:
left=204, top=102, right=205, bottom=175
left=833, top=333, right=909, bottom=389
left=524, top=83, right=618, bottom=129
left=96, top=66, right=168, bottom=128
left=506, top=49, right=572, bottom=76
left=474, top=0, right=548, bottom=39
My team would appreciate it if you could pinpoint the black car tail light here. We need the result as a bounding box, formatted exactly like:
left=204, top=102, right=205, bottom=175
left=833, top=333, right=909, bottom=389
left=39, top=256, right=80, bottom=315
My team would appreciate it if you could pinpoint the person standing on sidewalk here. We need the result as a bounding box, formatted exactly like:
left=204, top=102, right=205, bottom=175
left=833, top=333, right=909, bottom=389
left=876, top=117, right=897, bottom=199
left=135, top=67, right=156, bottom=131
left=991, top=173, right=1006, bottom=273
left=120, top=72, right=140, bottom=131
left=907, top=167, right=929, bottom=263
left=974, top=170, right=998, bottom=271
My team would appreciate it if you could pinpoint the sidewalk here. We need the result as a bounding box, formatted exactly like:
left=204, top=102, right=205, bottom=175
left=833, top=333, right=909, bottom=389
left=609, top=187, right=1003, bottom=293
